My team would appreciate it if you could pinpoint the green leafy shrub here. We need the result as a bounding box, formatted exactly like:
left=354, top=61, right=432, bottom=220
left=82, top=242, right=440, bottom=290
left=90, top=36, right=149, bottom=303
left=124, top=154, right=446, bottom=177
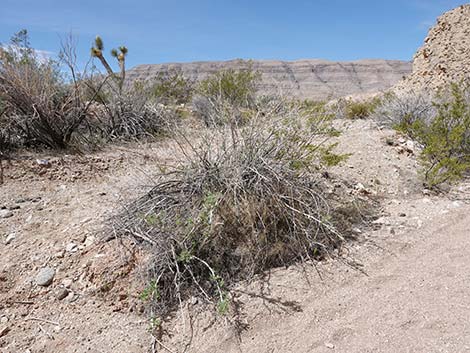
left=343, top=98, right=380, bottom=119
left=198, top=66, right=260, bottom=106
left=151, top=70, right=194, bottom=105
left=397, top=83, right=470, bottom=187
left=193, top=64, right=261, bottom=126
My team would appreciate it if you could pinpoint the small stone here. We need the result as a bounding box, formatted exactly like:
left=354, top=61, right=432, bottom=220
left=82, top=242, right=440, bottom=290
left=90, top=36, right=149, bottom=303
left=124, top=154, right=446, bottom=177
left=399, top=213, right=406, bottom=217
left=65, top=292, right=77, bottom=303
left=55, top=250, right=65, bottom=259
left=0, top=325, right=10, bottom=338
left=190, top=297, right=199, bottom=305
left=0, top=316, right=8, bottom=324
left=372, top=217, right=391, bottom=226
left=56, top=288, right=69, bottom=300
left=35, top=267, right=55, bottom=287
left=62, top=278, right=73, bottom=288
left=5, top=234, right=16, bottom=245
left=66, top=243, right=78, bottom=253
left=0, top=210, right=13, bottom=219
left=84, top=236, right=95, bottom=247
left=325, top=342, right=335, bottom=349
left=36, top=159, right=51, bottom=167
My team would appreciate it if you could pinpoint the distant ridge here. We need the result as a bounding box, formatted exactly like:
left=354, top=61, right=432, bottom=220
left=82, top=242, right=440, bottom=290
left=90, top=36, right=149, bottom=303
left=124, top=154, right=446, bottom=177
left=127, top=58, right=411, bottom=100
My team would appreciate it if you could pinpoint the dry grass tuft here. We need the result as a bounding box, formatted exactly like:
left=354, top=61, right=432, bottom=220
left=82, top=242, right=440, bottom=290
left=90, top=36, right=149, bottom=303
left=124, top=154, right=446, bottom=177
left=109, top=98, right=371, bottom=317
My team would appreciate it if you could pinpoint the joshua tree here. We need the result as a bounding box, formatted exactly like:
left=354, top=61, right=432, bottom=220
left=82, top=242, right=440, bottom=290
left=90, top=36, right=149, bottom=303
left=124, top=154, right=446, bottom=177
left=111, top=46, right=128, bottom=90
left=91, top=36, right=128, bottom=92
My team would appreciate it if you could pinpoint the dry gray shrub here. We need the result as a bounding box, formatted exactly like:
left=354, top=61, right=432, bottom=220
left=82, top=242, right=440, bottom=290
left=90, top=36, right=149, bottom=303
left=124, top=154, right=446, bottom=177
left=372, top=90, right=436, bottom=128
left=109, top=99, right=368, bottom=317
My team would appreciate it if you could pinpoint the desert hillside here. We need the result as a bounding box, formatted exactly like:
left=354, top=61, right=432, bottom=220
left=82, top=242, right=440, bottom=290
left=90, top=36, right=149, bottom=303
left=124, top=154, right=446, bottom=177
left=128, top=59, right=411, bottom=100
left=395, top=4, right=470, bottom=92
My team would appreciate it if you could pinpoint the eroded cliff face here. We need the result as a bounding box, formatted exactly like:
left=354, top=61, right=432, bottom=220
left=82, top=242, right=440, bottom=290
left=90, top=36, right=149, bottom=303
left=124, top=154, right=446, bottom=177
left=127, top=59, right=411, bottom=100
left=395, top=4, right=470, bottom=92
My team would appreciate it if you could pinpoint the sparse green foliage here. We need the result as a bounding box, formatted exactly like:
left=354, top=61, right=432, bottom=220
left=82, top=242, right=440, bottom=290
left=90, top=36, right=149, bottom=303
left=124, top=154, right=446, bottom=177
left=140, top=280, right=160, bottom=302
left=397, top=83, right=470, bottom=187
left=193, top=63, right=261, bottom=126
left=152, top=70, right=194, bottom=105
left=198, top=66, right=260, bottom=107
left=343, top=98, right=380, bottom=119
left=319, top=142, right=351, bottom=167
left=377, top=83, right=470, bottom=187
left=216, top=293, right=230, bottom=315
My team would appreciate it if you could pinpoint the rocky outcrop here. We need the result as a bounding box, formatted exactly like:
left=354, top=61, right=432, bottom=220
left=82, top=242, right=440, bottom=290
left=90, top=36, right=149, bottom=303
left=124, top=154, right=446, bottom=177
left=127, top=59, right=411, bottom=101
left=396, top=4, right=470, bottom=92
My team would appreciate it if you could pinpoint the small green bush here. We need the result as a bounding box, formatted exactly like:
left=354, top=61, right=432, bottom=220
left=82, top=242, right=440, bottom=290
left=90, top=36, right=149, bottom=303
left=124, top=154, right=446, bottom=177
left=397, top=83, right=470, bottom=187
left=152, top=70, right=194, bottom=105
left=344, top=98, right=379, bottom=119
left=193, top=64, right=261, bottom=126
left=198, top=66, right=260, bottom=107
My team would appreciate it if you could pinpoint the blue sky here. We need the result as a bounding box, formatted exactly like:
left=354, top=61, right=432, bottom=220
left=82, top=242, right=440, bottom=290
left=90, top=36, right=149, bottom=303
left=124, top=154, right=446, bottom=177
left=0, top=0, right=466, bottom=70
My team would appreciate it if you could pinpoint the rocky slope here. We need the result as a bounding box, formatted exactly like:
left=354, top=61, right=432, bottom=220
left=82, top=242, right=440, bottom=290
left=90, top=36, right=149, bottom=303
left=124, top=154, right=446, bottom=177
left=396, top=4, right=470, bottom=92
left=127, top=59, right=411, bottom=100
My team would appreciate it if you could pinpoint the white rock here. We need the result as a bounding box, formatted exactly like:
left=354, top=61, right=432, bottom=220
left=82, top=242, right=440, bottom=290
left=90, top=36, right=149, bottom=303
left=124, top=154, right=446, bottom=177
left=66, top=243, right=78, bottom=253
left=406, top=140, right=415, bottom=150
left=84, top=236, right=95, bottom=247
left=62, top=278, right=73, bottom=288
left=4, top=234, right=16, bottom=245
left=0, top=210, right=13, bottom=219
left=35, top=267, right=55, bottom=286
left=372, top=217, right=391, bottom=226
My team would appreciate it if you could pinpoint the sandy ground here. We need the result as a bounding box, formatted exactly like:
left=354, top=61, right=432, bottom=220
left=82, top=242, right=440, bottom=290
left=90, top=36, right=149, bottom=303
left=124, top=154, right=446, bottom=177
left=1, top=119, right=469, bottom=353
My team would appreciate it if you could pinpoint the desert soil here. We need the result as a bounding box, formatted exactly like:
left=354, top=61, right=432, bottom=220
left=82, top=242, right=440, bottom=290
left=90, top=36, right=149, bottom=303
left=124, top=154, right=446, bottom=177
left=1, top=119, right=469, bottom=353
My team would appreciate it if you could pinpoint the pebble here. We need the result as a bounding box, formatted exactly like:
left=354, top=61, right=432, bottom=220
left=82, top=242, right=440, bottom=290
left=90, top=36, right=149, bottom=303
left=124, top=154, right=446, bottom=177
left=66, top=243, right=78, bottom=253
left=0, top=210, right=13, bottom=219
left=0, top=316, right=8, bottom=324
left=0, top=325, right=10, bottom=338
left=35, top=267, right=55, bottom=287
left=62, top=278, right=73, bottom=288
left=56, top=288, right=69, bottom=300
left=4, top=234, right=16, bottom=245
left=84, top=235, right=95, bottom=247
left=55, top=250, right=65, bottom=259
left=372, top=217, right=391, bottom=226
left=325, top=342, right=335, bottom=349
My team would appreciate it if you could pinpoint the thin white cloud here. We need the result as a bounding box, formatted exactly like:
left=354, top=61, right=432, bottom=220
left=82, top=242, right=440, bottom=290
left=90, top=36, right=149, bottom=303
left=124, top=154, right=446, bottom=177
left=1, top=44, right=55, bottom=62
